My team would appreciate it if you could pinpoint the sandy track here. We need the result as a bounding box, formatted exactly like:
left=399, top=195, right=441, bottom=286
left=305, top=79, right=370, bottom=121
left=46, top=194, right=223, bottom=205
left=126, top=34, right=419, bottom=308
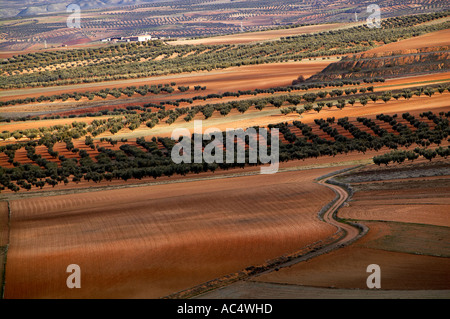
left=365, top=29, right=450, bottom=55
left=317, top=178, right=363, bottom=245
left=4, top=167, right=340, bottom=298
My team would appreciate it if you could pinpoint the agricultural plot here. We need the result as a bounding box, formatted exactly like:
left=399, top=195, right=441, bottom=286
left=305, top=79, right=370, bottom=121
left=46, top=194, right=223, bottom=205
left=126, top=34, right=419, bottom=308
left=3, top=167, right=338, bottom=298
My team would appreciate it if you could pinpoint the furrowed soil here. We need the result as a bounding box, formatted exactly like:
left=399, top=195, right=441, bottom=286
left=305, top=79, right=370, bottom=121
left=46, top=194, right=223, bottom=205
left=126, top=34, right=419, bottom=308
left=3, top=166, right=340, bottom=298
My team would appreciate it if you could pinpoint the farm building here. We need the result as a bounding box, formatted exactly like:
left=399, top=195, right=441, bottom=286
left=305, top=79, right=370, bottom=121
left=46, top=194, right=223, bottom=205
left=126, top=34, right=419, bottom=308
left=101, top=35, right=153, bottom=43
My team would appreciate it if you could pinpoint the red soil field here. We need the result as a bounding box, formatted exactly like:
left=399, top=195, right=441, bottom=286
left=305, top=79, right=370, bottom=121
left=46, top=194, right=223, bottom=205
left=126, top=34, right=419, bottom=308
left=365, top=29, right=450, bottom=55
left=3, top=166, right=341, bottom=298
left=171, top=23, right=355, bottom=45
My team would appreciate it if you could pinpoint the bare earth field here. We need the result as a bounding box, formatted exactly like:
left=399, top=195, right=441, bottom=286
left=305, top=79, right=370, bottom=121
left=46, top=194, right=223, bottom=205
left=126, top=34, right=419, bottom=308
left=196, top=280, right=450, bottom=299
left=197, top=163, right=450, bottom=298
left=340, top=178, right=450, bottom=227
left=3, top=166, right=341, bottom=298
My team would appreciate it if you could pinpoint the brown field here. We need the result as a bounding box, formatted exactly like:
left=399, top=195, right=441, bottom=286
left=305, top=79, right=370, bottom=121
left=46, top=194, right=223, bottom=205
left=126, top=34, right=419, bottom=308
left=3, top=166, right=341, bottom=298
left=196, top=280, right=450, bottom=299
left=254, top=246, right=450, bottom=290
left=235, top=170, right=450, bottom=294
left=0, top=60, right=333, bottom=101
left=0, top=201, right=8, bottom=247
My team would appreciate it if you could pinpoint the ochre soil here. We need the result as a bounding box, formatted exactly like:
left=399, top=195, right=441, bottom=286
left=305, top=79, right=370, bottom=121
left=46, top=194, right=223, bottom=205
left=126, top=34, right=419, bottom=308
left=0, top=60, right=332, bottom=101
left=3, top=166, right=340, bottom=298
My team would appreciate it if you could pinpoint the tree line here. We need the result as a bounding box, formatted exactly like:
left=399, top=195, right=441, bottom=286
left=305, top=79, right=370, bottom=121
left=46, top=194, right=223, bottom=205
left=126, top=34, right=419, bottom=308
left=0, top=111, right=448, bottom=192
